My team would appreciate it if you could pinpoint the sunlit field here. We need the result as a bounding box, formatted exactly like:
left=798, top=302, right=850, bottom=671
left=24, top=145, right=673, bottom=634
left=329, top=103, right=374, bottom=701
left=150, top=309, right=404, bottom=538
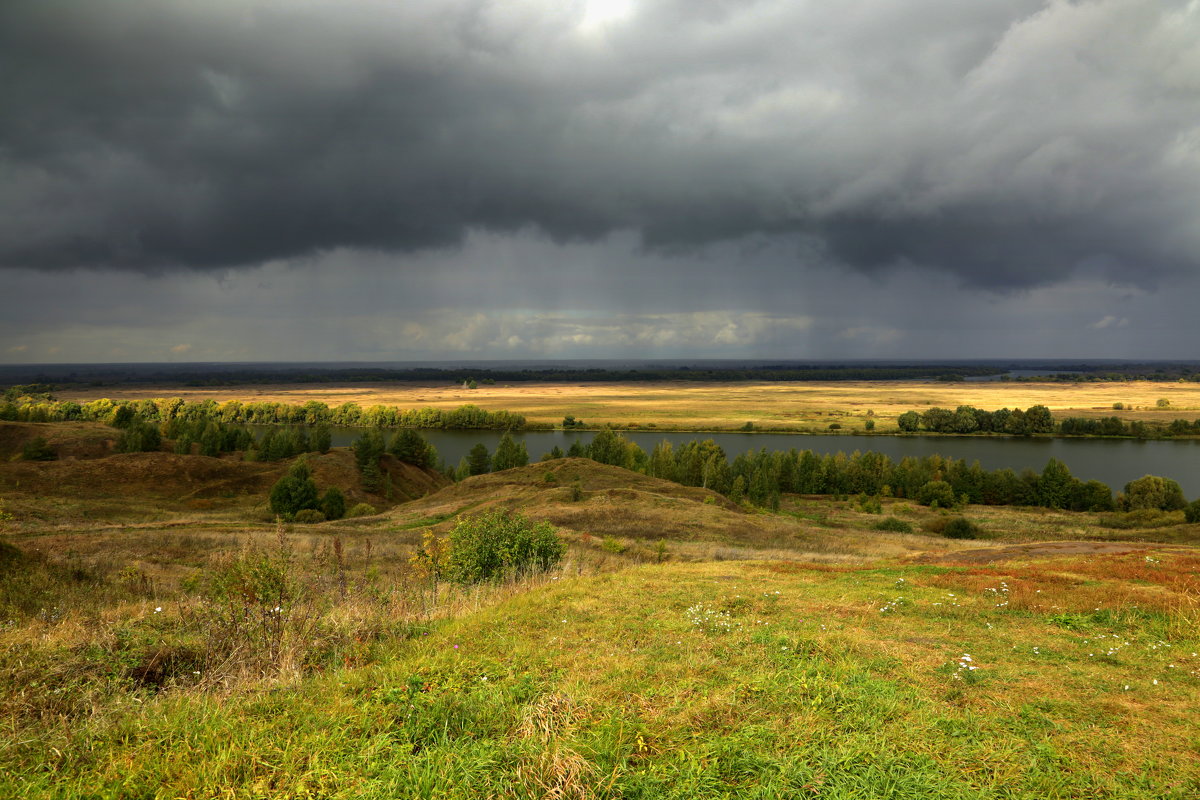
left=56, top=380, right=1200, bottom=432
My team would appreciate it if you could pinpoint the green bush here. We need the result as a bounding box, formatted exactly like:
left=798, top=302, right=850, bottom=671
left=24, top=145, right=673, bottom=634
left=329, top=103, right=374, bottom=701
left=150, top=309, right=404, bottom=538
left=1186, top=499, right=1200, bottom=524
left=293, top=509, right=326, bottom=524
left=346, top=502, right=377, bottom=518
left=872, top=516, right=914, bottom=533
left=320, top=487, right=346, bottom=521
left=1122, top=475, right=1187, bottom=511
left=21, top=437, right=56, bottom=461
left=942, top=517, right=982, bottom=539
left=115, top=422, right=162, bottom=453
left=446, top=510, right=566, bottom=584
left=916, top=480, right=956, bottom=508
left=268, top=460, right=319, bottom=520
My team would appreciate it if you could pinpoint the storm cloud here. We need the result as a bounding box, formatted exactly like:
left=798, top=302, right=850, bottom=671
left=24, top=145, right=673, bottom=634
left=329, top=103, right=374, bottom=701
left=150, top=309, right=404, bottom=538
left=3, top=0, right=1198, bottom=290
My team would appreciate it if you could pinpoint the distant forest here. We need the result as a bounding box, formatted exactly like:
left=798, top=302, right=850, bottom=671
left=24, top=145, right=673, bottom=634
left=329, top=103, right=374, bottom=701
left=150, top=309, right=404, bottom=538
left=4, top=360, right=1200, bottom=387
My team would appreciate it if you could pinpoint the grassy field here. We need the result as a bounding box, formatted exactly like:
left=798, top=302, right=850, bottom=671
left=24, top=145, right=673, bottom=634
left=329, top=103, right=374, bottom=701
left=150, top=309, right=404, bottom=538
left=2, top=431, right=1199, bottom=797
left=56, top=380, right=1200, bottom=432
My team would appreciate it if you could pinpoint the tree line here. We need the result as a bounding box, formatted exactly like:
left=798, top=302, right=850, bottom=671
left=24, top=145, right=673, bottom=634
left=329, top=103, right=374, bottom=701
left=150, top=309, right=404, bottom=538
left=899, top=404, right=1200, bottom=438
left=454, top=428, right=1193, bottom=515
left=0, top=396, right=525, bottom=431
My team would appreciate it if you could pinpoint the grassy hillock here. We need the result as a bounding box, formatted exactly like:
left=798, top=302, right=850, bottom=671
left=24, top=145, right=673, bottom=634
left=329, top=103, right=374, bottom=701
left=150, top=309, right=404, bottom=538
left=1, top=437, right=1198, bottom=798
left=1, top=552, right=1196, bottom=798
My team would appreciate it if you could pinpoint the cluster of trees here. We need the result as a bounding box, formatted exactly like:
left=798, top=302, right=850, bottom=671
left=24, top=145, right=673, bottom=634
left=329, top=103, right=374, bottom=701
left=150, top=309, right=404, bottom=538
left=350, top=428, right=441, bottom=494
left=897, top=405, right=1055, bottom=435
left=897, top=405, right=1200, bottom=439
left=491, top=428, right=1193, bottom=514
left=268, top=459, right=346, bottom=522
left=451, top=433, right=530, bottom=480
left=1059, top=416, right=1200, bottom=438
left=0, top=397, right=526, bottom=431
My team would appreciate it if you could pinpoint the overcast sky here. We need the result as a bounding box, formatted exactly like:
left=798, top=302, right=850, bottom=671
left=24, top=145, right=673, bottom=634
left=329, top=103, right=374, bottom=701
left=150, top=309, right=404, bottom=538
left=2, top=0, right=1198, bottom=363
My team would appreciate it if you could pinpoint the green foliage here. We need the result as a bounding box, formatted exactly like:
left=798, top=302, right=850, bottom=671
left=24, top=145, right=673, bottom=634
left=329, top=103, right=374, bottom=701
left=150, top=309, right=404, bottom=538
left=1156, top=398, right=1171, bottom=408
left=115, top=422, right=162, bottom=453
left=320, top=487, right=346, bottom=521
left=1037, top=458, right=1073, bottom=509
left=872, top=516, right=914, bottom=533
left=293, top=509, right=326, bottom=524
left=20, top=437, right=56, bottom=461
left=916, top=480, right=956, bottom=508
left=491, top=432, right=529, bottom=471
left=346, top=502, right=377, bottom=518
left=1185, top=499, right=1200, bottom=524
left=600, top=536, right=626, bottom=554
left=856, top=494, right=883, bottom=514
left=389, top=428, right=432, bottom=467
left=467, top=443, right=491, bottom=476
left=562, top=415, right=584, bottom=428
left=729, top=475, right=746, bottom=504
left=941, top=516, right=982, bottom=539
left=311, top=424, right=332, bottom=454
left=570, top=478, right=584, bottom=501
left=864, top=418, right=875, bottom=431
left=268, top=460, right=320, bottom=520
left=445, top=510, right=566, bottom=584
left=897, top=411, right=920, bottom=432
left=1122, top=475, right=1187, bottom=511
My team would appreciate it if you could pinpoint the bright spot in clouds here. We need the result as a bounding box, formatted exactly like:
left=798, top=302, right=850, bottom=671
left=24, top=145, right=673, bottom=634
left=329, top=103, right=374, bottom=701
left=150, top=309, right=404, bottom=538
left=579, top=0, right=634, bottom=32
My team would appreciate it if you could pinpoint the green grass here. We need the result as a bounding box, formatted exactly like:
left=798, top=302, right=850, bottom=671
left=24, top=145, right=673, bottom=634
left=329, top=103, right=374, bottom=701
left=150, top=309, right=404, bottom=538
left=3, top=553, right=1197, bottom=799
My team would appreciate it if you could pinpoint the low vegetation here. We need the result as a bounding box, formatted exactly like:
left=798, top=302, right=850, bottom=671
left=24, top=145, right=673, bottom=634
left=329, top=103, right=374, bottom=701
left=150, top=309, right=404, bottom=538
left=1, top=418, right=1198, bottom=798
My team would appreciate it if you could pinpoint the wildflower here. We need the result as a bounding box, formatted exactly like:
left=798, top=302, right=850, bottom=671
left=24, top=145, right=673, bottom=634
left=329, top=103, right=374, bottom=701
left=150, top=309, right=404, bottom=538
left=154, top=607, right=162, bottom=613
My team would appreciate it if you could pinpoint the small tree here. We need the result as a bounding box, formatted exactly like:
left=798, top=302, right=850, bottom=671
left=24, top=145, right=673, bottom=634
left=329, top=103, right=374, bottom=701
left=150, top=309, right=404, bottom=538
left=1185, top=499, right=1200, bottom=524
left=389, top=428, right=432, bottom=467
left=467, top=443, right=491, bottom=476
left=446, top=510, right=565, bottom=584
left=268, top=460, right=320, bottom=520
left=320, top=487, right=346, bottom=521
left=492, top=432, right=529, bottom=471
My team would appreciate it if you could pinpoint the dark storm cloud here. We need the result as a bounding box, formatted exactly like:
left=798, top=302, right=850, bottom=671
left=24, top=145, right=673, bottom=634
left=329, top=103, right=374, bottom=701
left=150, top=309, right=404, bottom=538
left=2, top=0, right=1198, bottom=289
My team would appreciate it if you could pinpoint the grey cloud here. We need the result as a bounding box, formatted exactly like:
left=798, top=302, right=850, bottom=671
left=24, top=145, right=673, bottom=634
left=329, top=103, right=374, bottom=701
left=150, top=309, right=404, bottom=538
left=1, top=0, right=1198, bottom=291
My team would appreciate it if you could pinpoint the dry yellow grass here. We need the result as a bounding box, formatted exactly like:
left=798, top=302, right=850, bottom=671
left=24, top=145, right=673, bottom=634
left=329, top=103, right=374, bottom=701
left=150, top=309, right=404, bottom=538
left=56, top=379, right=1200, bottom=431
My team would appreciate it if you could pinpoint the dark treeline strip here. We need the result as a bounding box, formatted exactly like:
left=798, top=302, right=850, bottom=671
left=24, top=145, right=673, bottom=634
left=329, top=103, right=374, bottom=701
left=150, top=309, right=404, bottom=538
left=0, top=397, right=526, bottom=431
left=458, top=429, right=1191, bottom=514
left=3, top=365, right=1005, bottom=389
left=899, top=404, right=1200, bottom=438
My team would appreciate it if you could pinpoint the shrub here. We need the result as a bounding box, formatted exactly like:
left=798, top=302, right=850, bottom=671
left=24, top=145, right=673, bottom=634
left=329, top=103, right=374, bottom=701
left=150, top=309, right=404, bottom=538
left=320, top=487, right=346, bottom=521
left=116, top=421, right=162, bottom=453
left=445, top=510, right=565, bottom=584
left=600, top=536, right=626, bottom=554
left=942, top=517, right=982, bottom=539
left=293, top=509, right=326, bottom=524
left=857, top=494, right=882, bottom=514
left=346, top=502, right=377, bottom=518
left=873, top=516, right=914, bottom=533
left=268, top=460, right=319, bottom=520
left=916, top=480, right=956, bottom=508
left=21, top=437, right=56, bottom=461
left=1187, top=500, right=1200, bottom=524
left=1123, top=475, right=1187, bottom=511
